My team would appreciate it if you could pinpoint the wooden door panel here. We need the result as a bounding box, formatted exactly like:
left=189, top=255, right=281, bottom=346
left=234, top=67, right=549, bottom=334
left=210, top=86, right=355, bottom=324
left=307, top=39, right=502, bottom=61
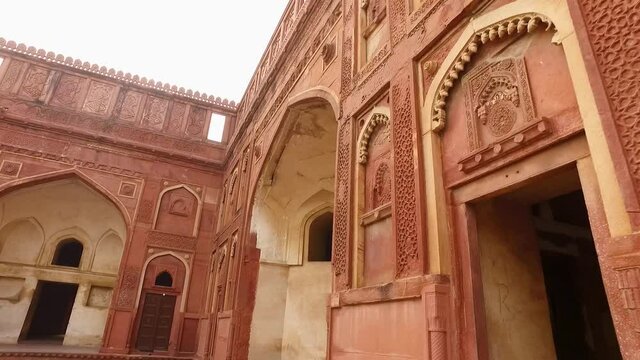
left=135, top=293, right=177, bottom=352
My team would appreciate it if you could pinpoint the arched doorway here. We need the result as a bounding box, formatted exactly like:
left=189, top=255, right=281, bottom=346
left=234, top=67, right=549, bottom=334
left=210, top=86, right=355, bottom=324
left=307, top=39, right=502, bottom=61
left=0, top=177, right=126, bottom=347
left=248, top=97, right=337, bottom=360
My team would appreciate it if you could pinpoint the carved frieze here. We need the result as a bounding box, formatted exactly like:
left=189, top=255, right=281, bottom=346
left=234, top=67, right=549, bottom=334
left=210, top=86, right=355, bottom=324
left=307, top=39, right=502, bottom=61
left=0, top=59, right=23, bottom=92
left=0, top=160, right=22, bottom=178
left=186, top=106, right=206, bottom=136
left=167, top=102, right=187, bottom=134
left=142, top=96, right=169, bottom=130
left=83, top=81, right=115, bottom=115
left=19, top=65, right=50, bottom=99
left=51, top=73, right=85, bottom=108
left=116, top=90, right=143, bottom=122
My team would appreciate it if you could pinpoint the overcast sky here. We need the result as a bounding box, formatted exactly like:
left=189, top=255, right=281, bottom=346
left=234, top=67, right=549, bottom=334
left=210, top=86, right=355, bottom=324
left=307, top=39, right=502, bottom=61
left=0, top=0, right=289, bottom=102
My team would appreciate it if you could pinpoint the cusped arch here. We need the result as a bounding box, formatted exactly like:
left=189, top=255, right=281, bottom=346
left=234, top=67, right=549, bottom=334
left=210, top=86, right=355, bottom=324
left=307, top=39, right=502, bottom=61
left=357, top=112, right=390, bottom=164
left=424, top=1, right=570, bottom=132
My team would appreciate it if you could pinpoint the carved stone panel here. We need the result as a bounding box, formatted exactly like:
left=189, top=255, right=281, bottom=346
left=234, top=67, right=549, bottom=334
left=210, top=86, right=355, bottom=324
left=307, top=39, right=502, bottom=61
left=116, top=90, right=143, bottom=122
left=462, top=58, right=536, bottom=150
left=142, top=96, right=169, bottom=130
left=0, top=59, right=24, bottom=92
left=82, top=81, right=115, bottom=115
left=458, top=57, right=547, bottom=172
left=186, top=106, right=207, bottom=137
left=616, top=266, right=640, bottom=332
left=167, top=102, right=187, bottom=135
left=155, top=186, right=199, bottom=237
left=51, top=73, right=85, bottom=108
left=18, top=65, right=50, bottom=99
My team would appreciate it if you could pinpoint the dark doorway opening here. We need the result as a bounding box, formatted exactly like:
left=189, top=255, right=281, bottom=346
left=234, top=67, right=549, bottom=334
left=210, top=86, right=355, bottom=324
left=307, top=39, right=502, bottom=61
left=308, top=212, right=333, bottom=262
left=136, top=293, right=177, bottom=352
left=20, top=281, right=78, bottom=343
left=533, top=191, right=621, bottom=359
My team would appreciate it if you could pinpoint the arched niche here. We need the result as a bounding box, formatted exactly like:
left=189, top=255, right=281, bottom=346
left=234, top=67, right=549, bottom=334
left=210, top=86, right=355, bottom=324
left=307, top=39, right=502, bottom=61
left=51, top=239, right=83, bottom=268
left=306, top=210, right=333, bottom=262
left=0, top=218, right=44, bottom=265
left=92, top=230, right=124, bottom=274
left=354, top=108, right=394, bottom=287
left=154, top=185, right=202, bottom=237
left=40, top=226, right=92, bottom=271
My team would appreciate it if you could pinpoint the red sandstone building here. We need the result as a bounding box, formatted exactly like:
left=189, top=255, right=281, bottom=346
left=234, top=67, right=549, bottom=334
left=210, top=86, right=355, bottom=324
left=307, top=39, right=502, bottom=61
left=0, top=0, right=637, bottom=359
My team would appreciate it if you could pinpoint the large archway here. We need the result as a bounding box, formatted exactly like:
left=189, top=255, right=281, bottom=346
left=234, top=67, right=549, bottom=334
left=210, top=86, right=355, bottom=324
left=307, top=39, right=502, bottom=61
left=0, top=177, right=127, bottom=347
left=248, top=96, right=337, bottom=360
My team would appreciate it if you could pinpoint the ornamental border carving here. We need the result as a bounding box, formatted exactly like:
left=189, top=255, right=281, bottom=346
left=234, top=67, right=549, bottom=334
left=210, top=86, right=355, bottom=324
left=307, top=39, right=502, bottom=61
left=430, top=13, right=555, bottom=132
left=357, top=113, right=390, bottom=164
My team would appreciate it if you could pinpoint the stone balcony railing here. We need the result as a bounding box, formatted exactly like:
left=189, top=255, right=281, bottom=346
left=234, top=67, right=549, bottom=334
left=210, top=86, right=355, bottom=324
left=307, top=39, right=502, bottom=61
left=0, top=38, right=237, bottom=166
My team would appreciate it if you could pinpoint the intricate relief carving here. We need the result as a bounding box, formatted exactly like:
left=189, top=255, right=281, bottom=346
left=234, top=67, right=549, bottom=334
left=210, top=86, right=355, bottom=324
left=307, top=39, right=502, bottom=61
left=391, top=78, right=420, bottom=278
left=361, top=0, right=387, bottom=37
left=116, top=90, right=143, bottom=121
left=142, top=96, right=169, bottom=130
left=147, top=230, right=196, bottom=251
left=334, top=120, right=352, bottom=288
left=462, top=58, right=536, bottom=150
left=82, top=81, right=115, bottom=115
left=186, top=106, right=206, bottom=136
left=167, top=102, right=186, bottom=134
left=0, top=160, right=22, bottom=178
left=137, top=199, right=155, bottom=223
left=51, top=74, right=84, bottom=108
left=615, top=266, right=640, bottom=331
left=580, top=1, right=640, bottom=197
left=19, top=66, right=50, bottom=98
left=431, top=14, right=555, bottom=131
left=116, top=266, right=140, bottom=308
left=372, top=161, right=391, bottom=208
left=388, top=0, right=407, bottom=46
left=0, top=59, right=23, bottom=92
left=358, top=113, right=390, bottom=164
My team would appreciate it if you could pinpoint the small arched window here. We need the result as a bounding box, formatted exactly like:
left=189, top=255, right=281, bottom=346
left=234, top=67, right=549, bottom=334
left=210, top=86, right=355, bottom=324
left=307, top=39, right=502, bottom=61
left=155, top=271, right=173, bottom=287
left=308, top=212, right=333, bottom=262
left=52, top=239, right=83, bottom=267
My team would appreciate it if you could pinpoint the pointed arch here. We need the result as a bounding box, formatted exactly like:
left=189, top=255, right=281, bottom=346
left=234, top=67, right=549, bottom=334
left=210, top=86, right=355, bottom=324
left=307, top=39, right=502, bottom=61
left=135, top=251, right=191, bottom=311
left=0, top=168, right=131, bottom=226
left=152, top=184, right=203, bottom=237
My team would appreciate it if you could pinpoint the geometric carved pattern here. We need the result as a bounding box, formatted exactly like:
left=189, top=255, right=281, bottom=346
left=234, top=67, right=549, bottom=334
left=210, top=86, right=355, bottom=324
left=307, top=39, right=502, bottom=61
left=431, top=14, right=555, bottom=131
left=462, top=58, right=536, bottom=151
left=372, top=161, right=391, bottom=208
left=333, top=120, right=352, bottom=289
left=580, top=0, right=640, bottom=197
left=391, top=76, right=420, bottom=278
left=0, top=160, right=22, bottom=178
left=147, top=230, right=197, bottom=251
left=116, top=266, right=140, bottom=308
left=615, top=266, right=640, bottom=332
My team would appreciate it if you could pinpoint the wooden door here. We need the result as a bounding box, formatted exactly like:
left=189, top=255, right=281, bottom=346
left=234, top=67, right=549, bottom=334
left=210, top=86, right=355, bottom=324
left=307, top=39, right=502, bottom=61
left=136, top=293, right=177, bottom=352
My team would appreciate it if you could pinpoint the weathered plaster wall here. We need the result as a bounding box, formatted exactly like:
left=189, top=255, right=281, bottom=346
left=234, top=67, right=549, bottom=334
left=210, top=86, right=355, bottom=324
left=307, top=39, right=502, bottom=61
left=476, top=199, right=556, bottom=360
left=0, top=179, right=126, bottom=346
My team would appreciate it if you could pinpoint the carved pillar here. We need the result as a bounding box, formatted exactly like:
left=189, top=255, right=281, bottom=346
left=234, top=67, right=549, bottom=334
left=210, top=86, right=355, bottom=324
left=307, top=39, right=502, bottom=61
left=333, top=118, right=354, bottom=291
left=423, top=283, right=450, bottom=360
left=390, top=69, right=426, bottom=278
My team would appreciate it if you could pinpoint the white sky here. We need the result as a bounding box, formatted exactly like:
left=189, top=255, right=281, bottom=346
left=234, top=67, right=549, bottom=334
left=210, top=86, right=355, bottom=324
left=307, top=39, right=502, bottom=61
left=0, top=0, right=289, bottom=103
